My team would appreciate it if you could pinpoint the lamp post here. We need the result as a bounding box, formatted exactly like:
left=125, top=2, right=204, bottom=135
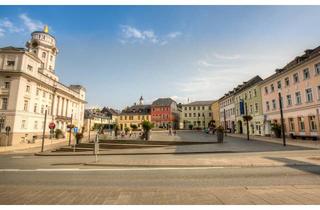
left=68, top=112, right=73, bottom=146
left=41, top=106, right=48, bottom=152
left=245, top=102, right=250, bottom=141
left=278, top=92, right=286, bottom=146
left=224, top=109, right=227, bottom=136
left=88, top=117, right=92, bottom=142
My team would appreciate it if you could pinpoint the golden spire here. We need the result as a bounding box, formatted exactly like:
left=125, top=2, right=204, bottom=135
left=43, top=25, right=49, bottom=33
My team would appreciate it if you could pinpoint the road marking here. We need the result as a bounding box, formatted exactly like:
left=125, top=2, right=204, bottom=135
left=0, top=166, right=241, bottom=172
left=11, top=156, right=25, bottom=159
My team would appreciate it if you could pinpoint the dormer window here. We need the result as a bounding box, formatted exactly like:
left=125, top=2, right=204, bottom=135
left=7, top=60, right=15, bottom=66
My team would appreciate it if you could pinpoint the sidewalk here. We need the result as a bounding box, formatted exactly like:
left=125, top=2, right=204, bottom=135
left=0, top=132, right=95, bottom=154
left=229, top=133, right=320, bottom=149
left=0, top=137, right=68, bottom=154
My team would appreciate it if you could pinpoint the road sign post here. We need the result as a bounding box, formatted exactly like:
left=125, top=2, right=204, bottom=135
left=94, top=134, right=99, bottom=163
left=73, top=127, right=78, bottom=152
left=41, top=109, right=48, bottom=152
left=5, top=126, right=11, bottom=147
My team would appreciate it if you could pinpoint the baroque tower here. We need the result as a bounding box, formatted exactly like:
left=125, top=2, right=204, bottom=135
left=25, top=25, right=59, bottom=81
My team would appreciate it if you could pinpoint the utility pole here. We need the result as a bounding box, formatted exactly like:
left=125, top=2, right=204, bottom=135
left=278, top=92, right=286, bottom=146
left=68, top=113, right=73, bottom=146
left=245, top=102, right=249, bottom=141
left=41, top=108, right=48, bottom=152
left=88, top=117, right=91, bottom=142
left=224, top=109, right=227, bottom=136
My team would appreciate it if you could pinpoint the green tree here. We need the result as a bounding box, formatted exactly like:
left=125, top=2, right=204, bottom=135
left=141, top=120, right=154, bottom=140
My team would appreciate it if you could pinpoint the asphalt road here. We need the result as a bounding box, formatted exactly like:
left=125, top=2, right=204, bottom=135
left=1, top=154, right=320, bottom=204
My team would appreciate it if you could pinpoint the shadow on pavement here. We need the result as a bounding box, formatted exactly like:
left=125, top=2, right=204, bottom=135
left=266, top=157, right=320, bottom=175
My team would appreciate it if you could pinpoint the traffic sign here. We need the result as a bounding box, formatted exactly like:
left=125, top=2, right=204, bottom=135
left=49, top=122, right=56, bottom=129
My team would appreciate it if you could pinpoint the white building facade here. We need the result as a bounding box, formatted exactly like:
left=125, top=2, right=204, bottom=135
left=0, top=26, right=86, bottom=146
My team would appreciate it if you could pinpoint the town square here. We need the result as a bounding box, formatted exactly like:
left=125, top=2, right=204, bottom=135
left=0, top=3, right=320, bottom=205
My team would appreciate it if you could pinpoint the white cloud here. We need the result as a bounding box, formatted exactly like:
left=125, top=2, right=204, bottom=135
left=167, top=32, right=181, bottom=39
left=0, top=28, right=4, bottom=37
left=175, top=52, right=284, bottom=101
left=0, top=18, right=23, bottom=37
left=119, top=25, right=181, bottom=46
left=19, top=13, right=44, bottom=32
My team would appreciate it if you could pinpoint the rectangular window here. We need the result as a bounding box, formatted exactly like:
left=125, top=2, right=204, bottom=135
left=277, top=81, right=282, bottom=89
left=293, top=73, right=299, bottom=83
left=255, top=103, right=258, bottom=112
left=315, top=63, right=320, bottom=75
left=4, top=82, right=10, bottom=89
left=265, top=87, right=268, bottom=94
left=34, top=103, right=37, bottom=113
left=306, top=88, right=313, bottom=103
left=1, top=98, right=8, bottom=110
left=41, top=105, right=44, bottom=114
left=270, top=84, right=275, bottom=92
left=309, top=116, right=317, bottom=131
left=272, top=99, right=276, bottom=110
left=184, top=107, right=187, bottom=111
left=266, top=101, right=270, bottom=111
left=254, top=89, right=257, bottom=97
left=23, top=100, right=28, bottom=111
left=250, top=104, right=253, bottom=113
left=287, top=95, right=292, bottom=106
left=295, top=92, right=302, bottom=104
left=298, top=117, right=305, bottom=132
left=26, top=85, right=30, bottom=93
left=289, top=118, right=295, bottom=132
left=318, top=86, right=320, bottom=100
left=21, top=120, right=26, bottom=129
left=189, top=113, right=191, bottom=117
left=185, top=113, right=187, bottom=117
left=0, top=118, right=4, bottom=129
left=193, top=113, right=196, bottom=117
left=7, top=60, right=15, bottom=66
left=303, top=68, right=310, bottom=79
left=34, top=121, right=38, bottom=129
left=285, top=77, right=290, bottom=87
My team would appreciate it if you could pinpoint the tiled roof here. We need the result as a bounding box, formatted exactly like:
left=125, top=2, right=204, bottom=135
left=152, top=98, right=176, bottom=106
left=121, top=104, right=151, bottom=115
left=183, top=100, right=215, bottom=106
left=0, top=46, right=26, bottom=52
left=261, top=45, right=320, bottom=84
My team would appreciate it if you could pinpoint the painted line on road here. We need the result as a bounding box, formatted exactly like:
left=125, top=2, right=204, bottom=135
left=0, top=166, right=242, bottom=172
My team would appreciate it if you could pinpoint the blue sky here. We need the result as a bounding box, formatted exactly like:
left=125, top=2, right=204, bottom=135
left=1, top=6, right=320, bottom=109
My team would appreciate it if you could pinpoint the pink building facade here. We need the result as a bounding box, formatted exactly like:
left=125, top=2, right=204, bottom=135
left=261, top=47, right=320, bottom=139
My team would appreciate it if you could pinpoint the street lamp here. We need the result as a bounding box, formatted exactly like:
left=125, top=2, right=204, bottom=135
left=224, top=109, right=227, bottom=136
left=41, top=105, right=48, bottom=152
left=278, top=92, right=286, bottom=146
left=68, top=110, right=73, bottom=146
